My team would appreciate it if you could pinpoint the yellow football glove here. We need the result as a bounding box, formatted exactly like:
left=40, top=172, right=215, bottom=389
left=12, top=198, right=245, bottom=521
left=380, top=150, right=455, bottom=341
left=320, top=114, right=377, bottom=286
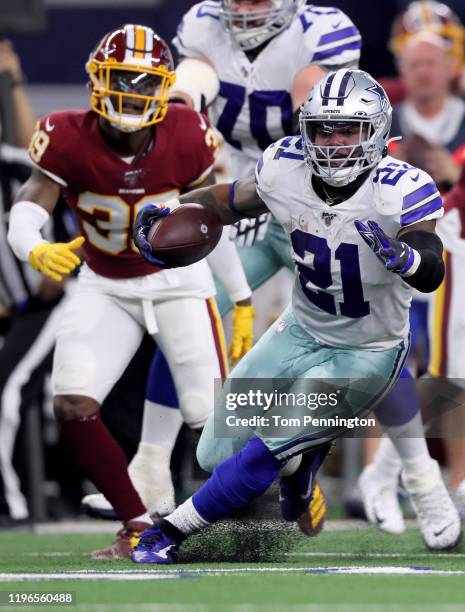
left=29, top=236, right=85, bottom=282
left=229, top=304, right=256, bottom=365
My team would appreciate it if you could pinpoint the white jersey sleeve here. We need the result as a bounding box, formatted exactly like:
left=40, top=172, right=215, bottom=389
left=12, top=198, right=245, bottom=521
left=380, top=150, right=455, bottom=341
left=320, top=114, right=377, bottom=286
left=255, top=136, right=305, bottom=228
left=291, top=4, right=361, bottom=74
left=172, top=1, right=220, bottom=59
left=372, top=157, right=444, bottom=229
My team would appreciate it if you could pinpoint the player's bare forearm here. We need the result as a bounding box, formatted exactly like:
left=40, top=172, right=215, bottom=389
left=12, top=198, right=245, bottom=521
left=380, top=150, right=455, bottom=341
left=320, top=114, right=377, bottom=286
left=180, top=169, right=216, bottom=195
left=14, top=169, right=61, bottom=213
left=178, top=176, right=268, bottom=224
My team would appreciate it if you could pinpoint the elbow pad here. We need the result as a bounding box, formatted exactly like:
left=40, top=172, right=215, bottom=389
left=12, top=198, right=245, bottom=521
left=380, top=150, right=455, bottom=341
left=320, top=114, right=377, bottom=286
left=401, top=230, right=444, bottom=292
left=172, top=58, right=220, bottom=111
left=8, top=201, right=50, bottom=262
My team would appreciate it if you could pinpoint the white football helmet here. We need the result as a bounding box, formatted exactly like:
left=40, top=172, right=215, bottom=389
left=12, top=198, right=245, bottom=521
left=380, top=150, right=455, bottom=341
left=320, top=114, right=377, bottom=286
left=300, top=69, right=392, bottom=187
left=219, top=0, right=305, bottom=51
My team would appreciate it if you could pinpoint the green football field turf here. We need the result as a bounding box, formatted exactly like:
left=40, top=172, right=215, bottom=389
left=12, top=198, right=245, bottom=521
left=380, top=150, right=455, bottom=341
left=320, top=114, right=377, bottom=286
left=0, top=522, right=465, bottom=611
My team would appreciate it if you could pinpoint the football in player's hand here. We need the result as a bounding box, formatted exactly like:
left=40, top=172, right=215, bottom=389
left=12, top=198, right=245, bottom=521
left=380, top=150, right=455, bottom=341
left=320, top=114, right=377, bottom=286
left=147, top=203, right=222, bottom=267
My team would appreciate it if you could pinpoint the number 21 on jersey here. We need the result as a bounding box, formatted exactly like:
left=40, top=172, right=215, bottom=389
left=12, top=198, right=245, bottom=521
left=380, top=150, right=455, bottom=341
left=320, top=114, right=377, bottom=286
left=291, top=229, right=370, bottom=319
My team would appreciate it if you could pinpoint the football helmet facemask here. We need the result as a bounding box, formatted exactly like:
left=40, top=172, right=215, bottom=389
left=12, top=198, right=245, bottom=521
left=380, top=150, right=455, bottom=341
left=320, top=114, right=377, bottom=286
left=86, top=24, right=176, bottom=132
left=219, top=0, right=305, bottom=51
left=300, top=70, right=392, bottom=187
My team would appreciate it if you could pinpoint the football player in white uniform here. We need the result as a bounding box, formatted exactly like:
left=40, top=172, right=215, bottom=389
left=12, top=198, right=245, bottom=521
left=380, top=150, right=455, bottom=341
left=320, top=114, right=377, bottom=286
left=172, top=1, right=361, bottom=175
left=131, top=71, right=461, bottom=563
left=100, top=0, right=358, bottom=532
left=148, top=0, right=360, bottom=532
left=152, top=0, right=444, bottom=536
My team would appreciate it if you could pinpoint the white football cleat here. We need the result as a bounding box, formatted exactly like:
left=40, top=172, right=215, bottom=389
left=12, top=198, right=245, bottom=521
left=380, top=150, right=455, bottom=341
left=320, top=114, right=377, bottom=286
left=403, top=460, right=462, bottom=550
left=81, top=443, right=176, bottom=520
left=358, top=464, right=406, bottom=535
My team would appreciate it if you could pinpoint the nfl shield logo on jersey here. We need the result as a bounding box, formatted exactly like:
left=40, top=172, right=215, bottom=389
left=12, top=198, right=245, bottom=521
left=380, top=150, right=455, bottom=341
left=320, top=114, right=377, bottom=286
left=322, top=212, right=337, bottom=227
left=123, top=169, right=144, bottom=187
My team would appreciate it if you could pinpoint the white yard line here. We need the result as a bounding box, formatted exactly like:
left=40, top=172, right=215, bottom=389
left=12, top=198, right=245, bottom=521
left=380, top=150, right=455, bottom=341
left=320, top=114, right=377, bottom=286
left=0, top=572, right=181, bottom=581
left=1, top=566, right=465, bottom=581
left=287, top=552, right=465, bottom=559
left=4, top=606, right=465, bottom=612
left=22, top=606, right=465, bottom=612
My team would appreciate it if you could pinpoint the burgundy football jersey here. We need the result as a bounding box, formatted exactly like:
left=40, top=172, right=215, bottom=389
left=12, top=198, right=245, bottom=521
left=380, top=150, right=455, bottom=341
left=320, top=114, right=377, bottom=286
left=29, top=105, right=216, bottom=278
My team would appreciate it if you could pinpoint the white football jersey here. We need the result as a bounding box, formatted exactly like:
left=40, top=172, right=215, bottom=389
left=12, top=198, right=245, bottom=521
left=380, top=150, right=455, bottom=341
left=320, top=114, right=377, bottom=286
left=173, top=2, right=361, bottom=179
left=255, top=137, right=444, bottom=350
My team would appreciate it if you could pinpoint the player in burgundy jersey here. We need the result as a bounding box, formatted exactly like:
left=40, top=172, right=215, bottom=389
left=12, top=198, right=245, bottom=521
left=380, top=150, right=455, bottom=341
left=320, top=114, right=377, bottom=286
left=7, top=24, right=247, bottom=559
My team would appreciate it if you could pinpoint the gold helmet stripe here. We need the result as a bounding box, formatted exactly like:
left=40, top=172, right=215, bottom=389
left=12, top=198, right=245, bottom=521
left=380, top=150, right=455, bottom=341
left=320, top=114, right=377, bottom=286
left=134, top=25, right=146, bottom=59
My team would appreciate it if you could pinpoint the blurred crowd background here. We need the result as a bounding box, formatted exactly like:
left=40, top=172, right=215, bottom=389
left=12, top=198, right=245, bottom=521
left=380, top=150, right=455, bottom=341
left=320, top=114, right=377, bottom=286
left=1, top=0, right=465, bottom=526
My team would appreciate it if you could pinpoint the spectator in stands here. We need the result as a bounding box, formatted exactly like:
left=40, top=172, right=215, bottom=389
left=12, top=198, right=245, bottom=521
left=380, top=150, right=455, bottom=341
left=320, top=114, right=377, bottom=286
left=390, top=31, right=465, bottom=188
left=380, top=0, right=465, bottom=105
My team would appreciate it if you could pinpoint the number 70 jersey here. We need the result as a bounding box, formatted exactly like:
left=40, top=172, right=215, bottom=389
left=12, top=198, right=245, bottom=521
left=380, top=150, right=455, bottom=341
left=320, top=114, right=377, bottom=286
left=173, top=2, right=361, bottom=176
left=255, top=138, right=444, bottom=350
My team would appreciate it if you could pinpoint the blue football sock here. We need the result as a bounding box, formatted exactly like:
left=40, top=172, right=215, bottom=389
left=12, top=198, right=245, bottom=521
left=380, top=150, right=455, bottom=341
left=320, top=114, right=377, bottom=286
left=192, top=436, right=282, bottom=523
left=147, top=350, right=179, bottom=408
left=374, top=367, right=419, bottom=427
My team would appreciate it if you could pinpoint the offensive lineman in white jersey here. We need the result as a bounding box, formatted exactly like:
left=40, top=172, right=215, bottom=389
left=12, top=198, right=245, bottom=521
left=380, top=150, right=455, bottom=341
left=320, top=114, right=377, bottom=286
left=173, top=0, right=361, bottom=177
left=172, top=0, right=361, bottom=258
left=131, top=70, right=461, bottom=563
